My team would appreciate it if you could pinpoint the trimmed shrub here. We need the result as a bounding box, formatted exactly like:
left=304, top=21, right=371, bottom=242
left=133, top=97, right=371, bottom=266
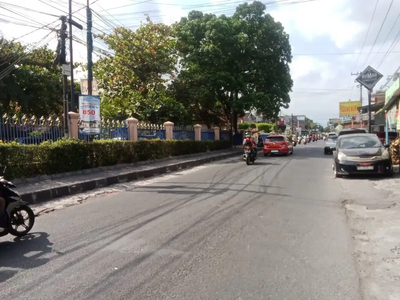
left=0, top=139, right=231, bottom=180
left=238, top=123, right=256, bottom=130
left=257, top=123, right=274, bottom=132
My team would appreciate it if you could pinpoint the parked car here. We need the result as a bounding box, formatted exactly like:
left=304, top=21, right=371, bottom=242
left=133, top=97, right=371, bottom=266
left=332, top=133, right=393, bottom=178
left=337, top=128, right=367, bottom=137
left=263, top=135, right=293, bottom=156
left=324, top=137, right=337, bottom=155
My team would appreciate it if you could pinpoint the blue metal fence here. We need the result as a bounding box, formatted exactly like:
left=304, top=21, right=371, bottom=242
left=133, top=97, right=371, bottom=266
left=173, top=126, right=194, bottom=140
left=137, top=123, right=165, bottom=140
left=201, top=129, right=215, bottom=141
left=79, top=119, right=128, bottom=142
left=0, top=114, right=65, bottom=144
left=221, top=130, right=230, bottom=141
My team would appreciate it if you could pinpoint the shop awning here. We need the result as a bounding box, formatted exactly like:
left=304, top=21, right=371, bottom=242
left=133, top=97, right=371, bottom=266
left=358, top=102, right=384, bottom=114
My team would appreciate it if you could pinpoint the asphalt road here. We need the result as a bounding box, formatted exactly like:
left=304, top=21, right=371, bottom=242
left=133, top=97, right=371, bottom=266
left=0, top=142, right=363, bottom=300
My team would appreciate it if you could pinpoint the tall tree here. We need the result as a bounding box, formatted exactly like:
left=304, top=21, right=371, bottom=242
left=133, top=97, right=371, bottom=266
left=0, top=37, right=63, bottom=116
left=174, top=1, right=293, bottom=130
left=94, top=18, right=188, bottom=123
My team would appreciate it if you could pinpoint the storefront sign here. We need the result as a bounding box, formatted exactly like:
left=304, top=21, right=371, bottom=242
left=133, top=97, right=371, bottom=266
left=385, top=78, right=400, bottom=103
left=339, top=101, right=361, bottom=116
left=397, top=100, right=400, bottom=131
left=79, top=95, right=101, bottom=134
left=329, top=118, right=342, bottom=125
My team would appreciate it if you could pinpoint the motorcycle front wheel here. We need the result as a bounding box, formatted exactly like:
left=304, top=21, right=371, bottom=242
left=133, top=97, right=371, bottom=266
left=8, top=205, right=35, bottom=237
left=246, top=155, right=251, bottom=165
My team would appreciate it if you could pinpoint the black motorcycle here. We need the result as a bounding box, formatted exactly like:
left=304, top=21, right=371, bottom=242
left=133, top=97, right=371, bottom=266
left=0, top=168, right=35, bottom=237
left=243, top=146, right=256, bottom=165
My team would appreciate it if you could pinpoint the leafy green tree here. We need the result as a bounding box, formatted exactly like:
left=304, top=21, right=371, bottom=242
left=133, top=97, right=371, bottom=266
left=93, top=18, right=188, bottom=123
left=0, top=37, right=63, bottom=116
left=174, top=1, right=293, bottom=130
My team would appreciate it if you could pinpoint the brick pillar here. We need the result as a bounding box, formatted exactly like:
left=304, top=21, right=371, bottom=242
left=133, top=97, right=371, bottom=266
left=194, top=124, right=202, bottom=141
left=214, top=127, right=220, bottom=140
left=126, top=117, right=138, bottom=141
left=68, top=112, right=79, bottom=139
left=164, top=121, right=174, bottom=140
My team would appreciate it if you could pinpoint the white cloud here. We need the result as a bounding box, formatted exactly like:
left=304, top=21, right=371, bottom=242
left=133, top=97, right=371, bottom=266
left=271, top=0, right=363, bottom=49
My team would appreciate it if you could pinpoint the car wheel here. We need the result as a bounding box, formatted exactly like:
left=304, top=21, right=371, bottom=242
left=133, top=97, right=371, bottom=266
left=387, top=165, right=394, bottom=177
left=264, top=153, right=268, bottom=157
left=333, top=164, right=340, bottom=178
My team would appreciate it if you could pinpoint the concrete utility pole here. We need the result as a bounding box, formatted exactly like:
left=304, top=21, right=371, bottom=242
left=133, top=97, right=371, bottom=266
left=54, top=16, right=69, bottom=136
left=68, top=0, right=83, bottom=112
left=87, top=0, right=93, bottom=95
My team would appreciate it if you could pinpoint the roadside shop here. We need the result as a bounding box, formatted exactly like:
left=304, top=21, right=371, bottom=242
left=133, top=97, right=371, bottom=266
left=379, top=78, right=400, bottom=165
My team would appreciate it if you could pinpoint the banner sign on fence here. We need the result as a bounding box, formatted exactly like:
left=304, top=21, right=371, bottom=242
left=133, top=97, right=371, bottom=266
left=79, top=95, right=101, bottom=134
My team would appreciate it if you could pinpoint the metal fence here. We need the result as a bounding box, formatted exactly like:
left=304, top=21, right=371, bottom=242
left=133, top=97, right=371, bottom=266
left=1, top=114, right=221, bottom=144
left=79, top=119, right=128, bottom=142
left=174, top=125, right=194, bottom=140
left=138, top=123, right=166, bottom=140
left=0, top=114, right=65, bottom=145
left=201, top=129, right=215, bottom=141
left=221, top=130, right=230, bottom=141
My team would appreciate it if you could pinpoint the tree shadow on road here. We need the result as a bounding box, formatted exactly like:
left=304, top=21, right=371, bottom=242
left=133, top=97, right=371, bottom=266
left=0, top=232, right=53, bottom=282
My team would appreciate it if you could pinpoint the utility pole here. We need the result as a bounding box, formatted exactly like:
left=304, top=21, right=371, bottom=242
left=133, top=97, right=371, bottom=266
left=68, top=0, right=83, bottom=112
left=368, top=88, right=372, bottom=133
left=54, top=16, right=69, bottom=136
left=291, top=113, right=294, bottom=134
left=87, top=0, right=93, bottom=95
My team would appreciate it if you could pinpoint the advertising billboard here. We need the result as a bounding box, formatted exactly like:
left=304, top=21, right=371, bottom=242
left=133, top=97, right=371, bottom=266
left=385, top=78, right=400, bottom=104
left=79, top=95, right=101, bottom=134
left=339, top=101, right=361, bottom=116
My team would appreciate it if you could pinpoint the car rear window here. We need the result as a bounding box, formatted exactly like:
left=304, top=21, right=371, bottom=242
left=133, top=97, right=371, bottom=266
left=266, top=136, right=284, bottom=142
left=338, top=129, right=367, bottom=136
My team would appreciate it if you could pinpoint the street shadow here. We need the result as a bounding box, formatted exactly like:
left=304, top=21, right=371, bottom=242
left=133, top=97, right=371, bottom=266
left=339, top=174, right=392, bottom=181
left=0, top=232, right=53, bottom=282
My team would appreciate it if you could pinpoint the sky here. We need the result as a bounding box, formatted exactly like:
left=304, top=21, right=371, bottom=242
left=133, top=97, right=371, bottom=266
left=1, top=0, right=400, bottom=125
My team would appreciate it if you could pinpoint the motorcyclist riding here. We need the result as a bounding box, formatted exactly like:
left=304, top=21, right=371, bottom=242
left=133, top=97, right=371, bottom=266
left=243, top=132, right=257, bottom=157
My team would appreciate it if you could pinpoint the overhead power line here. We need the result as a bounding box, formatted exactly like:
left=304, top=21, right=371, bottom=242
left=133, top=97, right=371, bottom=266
left=362, top=0, right=394, bottom=67
left=370, top=10, right=400, bottom=67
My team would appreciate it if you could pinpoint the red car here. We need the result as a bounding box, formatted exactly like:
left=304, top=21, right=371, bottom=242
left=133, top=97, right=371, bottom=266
left=263, top=135, right=294, bottom=156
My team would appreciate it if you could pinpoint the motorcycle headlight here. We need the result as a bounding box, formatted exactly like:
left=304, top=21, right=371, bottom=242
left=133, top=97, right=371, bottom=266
left=338, top=152, right=347, bottom=161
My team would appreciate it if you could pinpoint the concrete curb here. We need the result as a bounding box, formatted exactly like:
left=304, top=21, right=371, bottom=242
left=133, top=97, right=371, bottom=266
left=20, top=151, right=239, bottom=205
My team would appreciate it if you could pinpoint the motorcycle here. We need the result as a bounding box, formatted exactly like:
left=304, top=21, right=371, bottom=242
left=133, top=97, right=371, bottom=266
left=0, top=167, right=35, bottom=238
left=292, top=140, right=297, bottom=147
left=243, top=146, right=256, bottom=165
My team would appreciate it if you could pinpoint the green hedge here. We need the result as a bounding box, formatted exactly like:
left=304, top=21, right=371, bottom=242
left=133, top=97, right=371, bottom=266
left=257, top=123, right=275, bottom=132
left=0, top=139, right=231, bottom=180
left=238, top=123, right=256, bottom=130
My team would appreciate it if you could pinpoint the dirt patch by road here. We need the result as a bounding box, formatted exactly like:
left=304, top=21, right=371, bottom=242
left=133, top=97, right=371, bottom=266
left=344, top=178, right=400, bottom=300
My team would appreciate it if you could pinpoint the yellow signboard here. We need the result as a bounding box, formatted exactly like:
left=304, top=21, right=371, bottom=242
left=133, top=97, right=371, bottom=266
left=339, top=101, right=361, bottom=116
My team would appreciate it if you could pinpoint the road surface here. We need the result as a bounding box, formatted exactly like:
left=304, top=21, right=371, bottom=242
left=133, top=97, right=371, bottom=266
left=1, top=142, right=363, bottom=300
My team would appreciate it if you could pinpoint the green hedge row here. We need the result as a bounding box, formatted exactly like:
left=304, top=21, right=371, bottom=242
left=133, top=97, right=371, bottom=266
left=0, top=139, right=231, bottom=180
left=238, top=123, right=256, bottom=130
left=257, top=123, right=275, bottom=133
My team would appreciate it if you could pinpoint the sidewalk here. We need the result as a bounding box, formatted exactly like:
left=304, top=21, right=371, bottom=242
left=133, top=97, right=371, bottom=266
left=17, top=149, right=241, bottom=205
